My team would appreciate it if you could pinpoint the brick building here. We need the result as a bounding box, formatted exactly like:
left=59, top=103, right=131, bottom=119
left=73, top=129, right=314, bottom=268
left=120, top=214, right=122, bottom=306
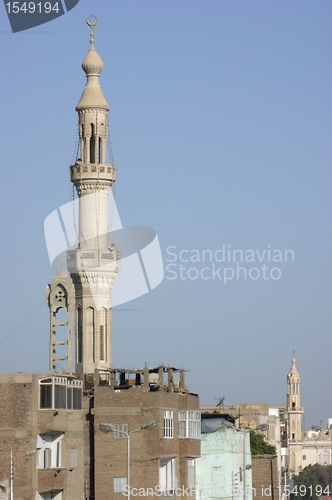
left=0, top=373, right=85, bottom=499
left=92, top=367, right=200, bottom=499
left=0, top=368, right=200, bottom=499
left=251, top=455, right=278, bottom=500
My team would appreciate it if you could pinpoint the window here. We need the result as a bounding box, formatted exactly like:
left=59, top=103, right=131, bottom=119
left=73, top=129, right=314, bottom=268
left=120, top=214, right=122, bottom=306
left=159, top=458, right=175, bottom=492
left=188, top=459, right=195, bottom=488
left=113, top=423, right=128, bottom=438
left=71, top=384, right=82, bottom=410
left=188, top=411, right=200, bottom=438
left=55, top=384, right=66, bottom=409
left=164, top=411, right=173, bottom=438
left=179, top=412, right=186, bottom=438
left=319, top=451, right=330, bottom=465
left=178, top=411, right=200, bottom=439
left=114, top=477, right=127, bottom=493
left=38, top=492, right=62, bottom=500
left=39, top=376, right=82, bottom=411
left=303, top=455, right=306, bottom=461
left=40, top=379, right=52, bottom=409
left=36, top=433, right=63, bottom=469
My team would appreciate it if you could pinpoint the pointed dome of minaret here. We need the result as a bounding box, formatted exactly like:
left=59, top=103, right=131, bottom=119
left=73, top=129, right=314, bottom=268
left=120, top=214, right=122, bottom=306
left=76, top=16, right=110, bottom=111
left=288, top=353, right=300, bottom=378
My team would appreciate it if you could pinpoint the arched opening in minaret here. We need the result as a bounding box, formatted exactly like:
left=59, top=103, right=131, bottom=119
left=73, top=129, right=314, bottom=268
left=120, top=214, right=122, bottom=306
left=54, top=306, right=68, bottom=373
left=77, top=306, right=83, bottom=364
left=100, top=308, right=106, bottom=361
left=80, top=124, right=84, bottom=162
left=90, top=123, right=96, bottom=163
left=86, top=307, right=95, bottom=363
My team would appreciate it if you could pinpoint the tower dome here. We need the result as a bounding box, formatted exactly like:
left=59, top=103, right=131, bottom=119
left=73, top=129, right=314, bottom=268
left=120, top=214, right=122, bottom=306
left=76, top=16, right=109, bottom=111
left=82, top=44, right=104, bottom=76
left=288, top=354, right=300, bottom=378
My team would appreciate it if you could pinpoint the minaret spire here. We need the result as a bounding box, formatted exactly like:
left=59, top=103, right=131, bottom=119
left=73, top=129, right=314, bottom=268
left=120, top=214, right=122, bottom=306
left=67, top=17, right=120, bottom=375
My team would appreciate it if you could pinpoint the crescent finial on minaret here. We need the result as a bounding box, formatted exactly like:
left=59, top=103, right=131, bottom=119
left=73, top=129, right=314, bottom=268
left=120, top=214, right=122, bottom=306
left=86, top=15, right=98, bottom=48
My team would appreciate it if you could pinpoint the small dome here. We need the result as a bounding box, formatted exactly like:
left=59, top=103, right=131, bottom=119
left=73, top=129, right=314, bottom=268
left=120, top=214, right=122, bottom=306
left=82, top=46, right=104, bottom=76
left=288, top=355, right=300, bottom=378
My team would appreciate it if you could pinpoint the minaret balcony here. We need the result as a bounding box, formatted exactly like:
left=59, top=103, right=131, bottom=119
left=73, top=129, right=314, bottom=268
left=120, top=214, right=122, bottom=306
left=67, top=247, right=120, bottom=275
left=288, top=406, right=304, bottom=413
left=70, top=162, right=116, bottom=185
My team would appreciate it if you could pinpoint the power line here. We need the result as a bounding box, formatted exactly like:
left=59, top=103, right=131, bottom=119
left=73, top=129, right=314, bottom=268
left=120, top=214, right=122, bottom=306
left=0, top=302, right=45, bottom=346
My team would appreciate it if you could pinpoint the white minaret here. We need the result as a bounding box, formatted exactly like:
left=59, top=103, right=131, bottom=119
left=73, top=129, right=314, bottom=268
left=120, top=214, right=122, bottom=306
left=67, top=17, right=120, bottom=374
left=287, top=352, right=304, bottom=474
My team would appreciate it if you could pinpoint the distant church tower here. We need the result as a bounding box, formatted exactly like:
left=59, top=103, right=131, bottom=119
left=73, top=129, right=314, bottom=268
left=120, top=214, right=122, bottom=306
left=287, top=353, right=304, bottom=474
left=47, top=17, right=120, bottom=375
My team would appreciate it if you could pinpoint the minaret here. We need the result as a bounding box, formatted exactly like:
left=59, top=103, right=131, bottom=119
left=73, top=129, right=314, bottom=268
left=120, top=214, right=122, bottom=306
left=287, top=352, right=304, bottom=474
left=67, top=17, right=120, bottom=374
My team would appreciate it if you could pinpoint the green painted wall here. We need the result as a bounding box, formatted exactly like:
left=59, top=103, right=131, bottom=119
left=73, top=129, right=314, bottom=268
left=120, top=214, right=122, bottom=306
left=196, top=427, right=253, bottom=500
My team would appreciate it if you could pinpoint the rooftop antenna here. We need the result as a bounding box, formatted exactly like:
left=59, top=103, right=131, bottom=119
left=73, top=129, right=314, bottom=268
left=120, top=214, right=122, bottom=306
left=215, top=397, right=225, bottom=408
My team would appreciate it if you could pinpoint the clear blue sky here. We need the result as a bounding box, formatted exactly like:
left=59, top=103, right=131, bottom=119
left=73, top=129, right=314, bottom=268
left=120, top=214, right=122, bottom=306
left=0, top=1, right=331, bottom=429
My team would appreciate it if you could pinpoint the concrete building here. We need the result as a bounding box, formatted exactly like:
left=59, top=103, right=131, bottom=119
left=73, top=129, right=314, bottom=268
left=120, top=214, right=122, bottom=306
left=196, top=416, right=252, bottom=500
left=200, top=402, right=285, bottom=492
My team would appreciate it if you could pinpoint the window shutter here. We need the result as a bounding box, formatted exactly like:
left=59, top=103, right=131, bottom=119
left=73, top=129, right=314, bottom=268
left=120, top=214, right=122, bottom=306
left=36, top=449, right=43, bottom=468
left=44, top=448, right=52, bottom=468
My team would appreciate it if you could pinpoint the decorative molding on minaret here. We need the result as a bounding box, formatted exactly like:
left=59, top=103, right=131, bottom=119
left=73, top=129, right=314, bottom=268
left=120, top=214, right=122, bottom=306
left=67, top=16, right=120, bottom=374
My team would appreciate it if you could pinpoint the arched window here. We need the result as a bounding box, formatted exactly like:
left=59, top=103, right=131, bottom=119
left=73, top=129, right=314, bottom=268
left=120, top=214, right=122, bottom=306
left=77, top=307, right=83, bottom=364
left=90, top=123, right=95, bottom=163
left=100, top=308, right=106, bottom=361
left=86, top=307, right=95, bottom=363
